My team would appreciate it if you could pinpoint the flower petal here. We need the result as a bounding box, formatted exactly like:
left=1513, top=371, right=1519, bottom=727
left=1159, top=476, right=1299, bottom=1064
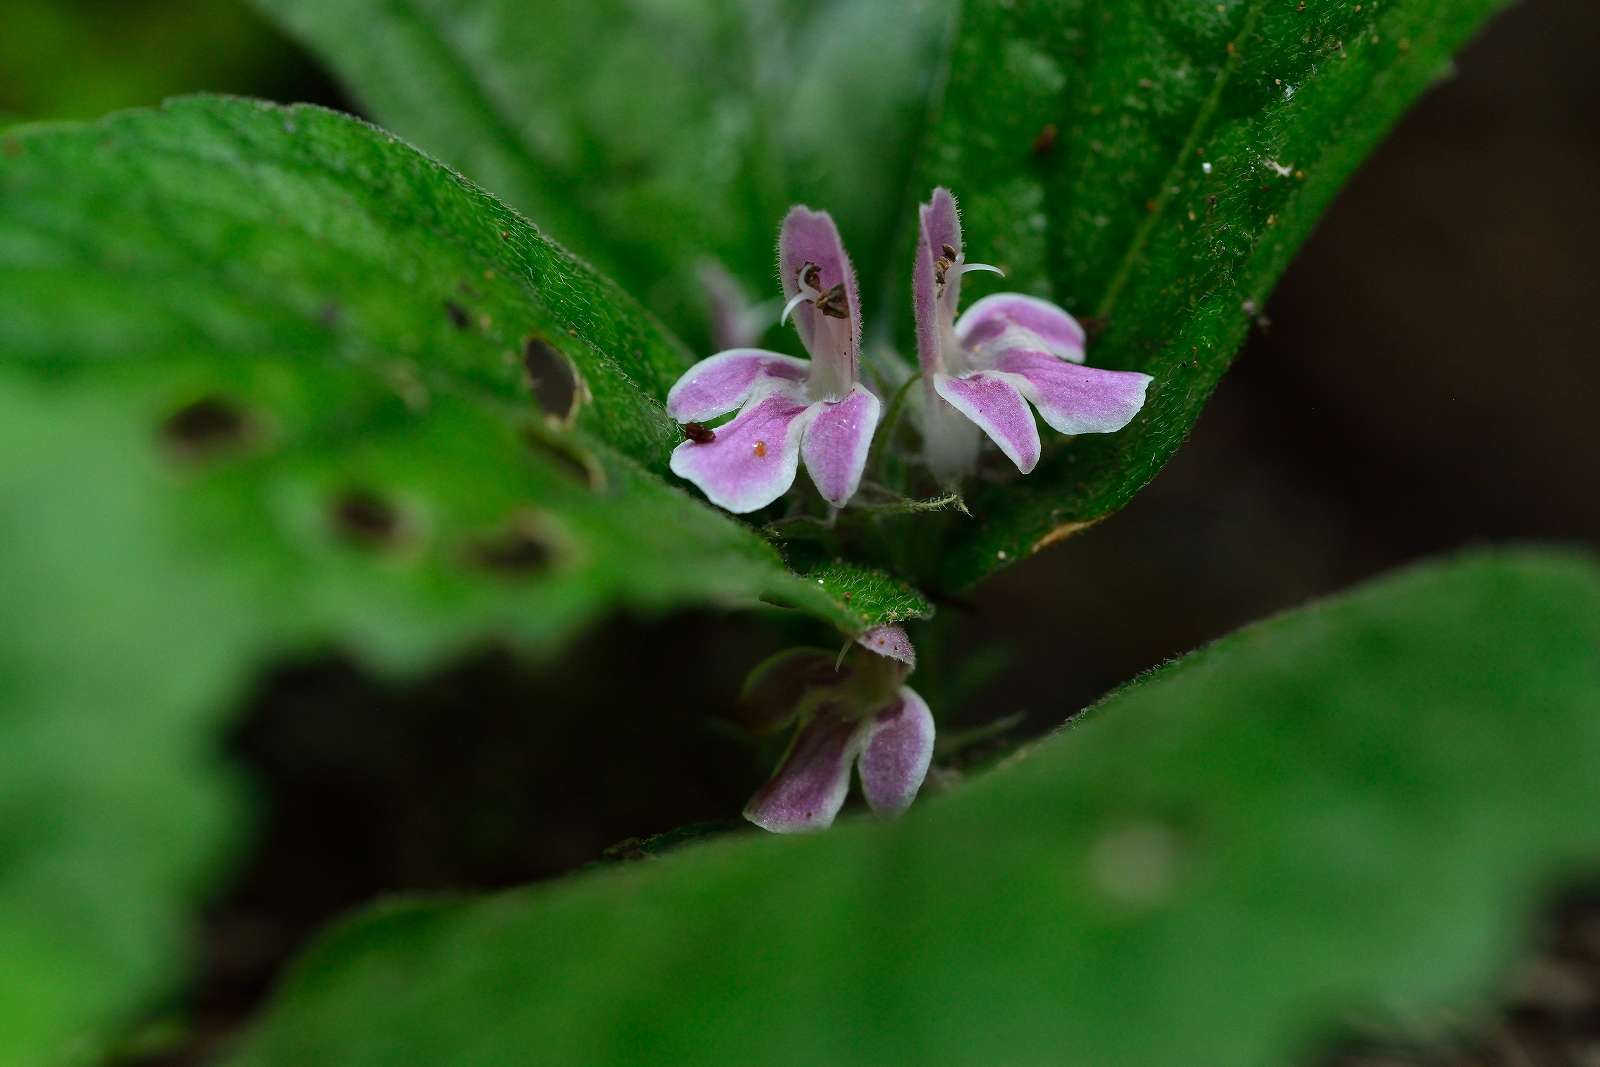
left=857, top=687, right=935, bottom=817
left=669, top=391, right=814, bottom=513
left=800, top=384, right=880, bottom=508
left=778, top=206, right=860, bottom=395
left=923, top=188, right=966, bottom=325
left=666, top=348, right=809, bottom=424
left=855, top=625, right=915, bottom=669
left=737, top=648, right=842, bottom=736
left=991, top=348, right=1152, bottom=435
left=744, top=705, right=869, bottom=833
left=957, top=293, right=1087, bottom=363
left=912, top=204, right=942, bottom=379
left=922, top=187, right=962, bottom=265
left=933, top=372, right=1042, bottom=474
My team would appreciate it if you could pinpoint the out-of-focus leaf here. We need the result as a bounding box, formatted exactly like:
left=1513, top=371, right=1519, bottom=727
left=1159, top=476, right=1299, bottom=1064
left=903, top=0, right=1511, bottom=585
left=231, top=549, right=1600, bottom=1067
left=249, top=0, right=953, bottom=341
left=0, top=96, right=927, bottom=1066
left=0, top=0, right=310, bottom=122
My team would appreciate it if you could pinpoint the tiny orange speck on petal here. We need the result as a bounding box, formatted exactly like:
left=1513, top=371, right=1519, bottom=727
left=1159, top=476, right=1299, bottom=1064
left=754, top=440, right=768, bottom=458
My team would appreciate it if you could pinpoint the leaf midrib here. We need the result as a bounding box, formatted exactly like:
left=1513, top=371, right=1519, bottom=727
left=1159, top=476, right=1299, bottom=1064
left=1092, top=0, right=1269, bottom=321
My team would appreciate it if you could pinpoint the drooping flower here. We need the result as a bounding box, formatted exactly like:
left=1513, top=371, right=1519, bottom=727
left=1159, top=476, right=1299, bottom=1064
left=740, top=625, right=934, bottom=833
left=668, top=208, right=881, bottom=513
left=913, top=187, right=1153, bottom=481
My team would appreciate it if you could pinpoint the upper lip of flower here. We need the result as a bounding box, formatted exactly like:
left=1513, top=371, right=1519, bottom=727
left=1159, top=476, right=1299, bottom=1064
left=664, top=207, right=881, bottom=514
left=912, top=186, right=1154, bottom=478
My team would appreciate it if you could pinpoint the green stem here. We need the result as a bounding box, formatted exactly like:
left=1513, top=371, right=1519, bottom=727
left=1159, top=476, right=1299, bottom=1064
left=851, top=488, right=967, bottom=516
left=867, top=372, right=923, bottom=489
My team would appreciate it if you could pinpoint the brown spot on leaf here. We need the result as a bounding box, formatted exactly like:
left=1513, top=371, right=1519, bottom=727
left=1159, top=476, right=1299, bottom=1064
left=2, top=139, right=21, bottom=158
left=1031, top=517, right=1103, bottom=554
left=523, top=337, right=583, bottom=423
left=1079, top=315, right=1110, bottom=341
left=444, top=300, right=471, bottom=330
left=1031, top=123, right=1058, bottom=157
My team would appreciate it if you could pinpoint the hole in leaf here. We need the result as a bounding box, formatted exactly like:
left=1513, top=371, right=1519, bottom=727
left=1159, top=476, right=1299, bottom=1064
left=444, top=299, right=472, bottom=331
left=330, top=488, right=404, bottom=548
left=467, top=512, right=560, bottom=577
left=521, top=426, right=603, bottom=489
left=523, top=337, right=583, bottom=423
left=159, top=395, right=253, bottom=458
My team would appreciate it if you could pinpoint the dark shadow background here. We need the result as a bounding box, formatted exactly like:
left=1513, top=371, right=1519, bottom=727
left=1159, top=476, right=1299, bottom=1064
left=7, top=0, right=1595, bottom=1062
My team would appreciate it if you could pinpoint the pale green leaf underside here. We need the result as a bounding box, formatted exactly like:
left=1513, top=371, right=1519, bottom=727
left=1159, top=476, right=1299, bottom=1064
left=0, top=96, right=926, bottom=1066
left=233, top=550, right=1600, bottom=1066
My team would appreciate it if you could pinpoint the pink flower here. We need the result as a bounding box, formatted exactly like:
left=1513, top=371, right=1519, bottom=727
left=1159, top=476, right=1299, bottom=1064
left=740, top=626, right=934, bottom=833
left=668, top=208, right=880, bottom=513
left=913, top=187, right=1153, bottom=481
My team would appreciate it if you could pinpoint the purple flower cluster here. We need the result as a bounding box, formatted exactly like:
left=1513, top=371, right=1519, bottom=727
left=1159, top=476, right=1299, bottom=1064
left=668, top=189, right=1152, bottom=511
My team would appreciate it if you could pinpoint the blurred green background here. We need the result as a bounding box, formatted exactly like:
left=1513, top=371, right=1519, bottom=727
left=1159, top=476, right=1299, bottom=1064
left=5, top=0, right=1597, bottom=1063
left=0, top=0, right=344, bottom=125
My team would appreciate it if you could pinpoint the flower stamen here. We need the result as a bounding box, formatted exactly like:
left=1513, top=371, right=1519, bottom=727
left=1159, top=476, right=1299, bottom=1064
left=813, top=282, right=849, bottom=319
left=780, top=261, right=850, bottom=324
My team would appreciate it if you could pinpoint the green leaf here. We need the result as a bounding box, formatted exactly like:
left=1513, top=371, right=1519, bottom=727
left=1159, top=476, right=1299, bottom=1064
left=0, top=96, right=925, bottom=1065
left=914, top=0, right=1510, bottom=584
left=250, top=0, right=953, bottom=340
left=230, top=549, right=1600, bottom=1066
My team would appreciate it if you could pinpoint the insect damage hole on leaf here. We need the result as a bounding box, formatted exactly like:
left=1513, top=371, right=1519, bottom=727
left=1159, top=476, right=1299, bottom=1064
left=158, top=394, right=256, bottom=460
left=523, top=337, right=586, bottom=425
left=443, top=299, right=473, bottom=331
left=521, top=426, right=605, bottom=490
left=329, top=488, right=409, bottom=550
left=466, top=511, right=568, bottom=577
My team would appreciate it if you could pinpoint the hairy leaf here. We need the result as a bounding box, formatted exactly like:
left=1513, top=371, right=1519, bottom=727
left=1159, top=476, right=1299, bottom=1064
left=912, top=0, right=1510, bottom=583
left=0, top=96, right=926, bottom=1065
left=232, top=550, right=1600, bottom=1066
